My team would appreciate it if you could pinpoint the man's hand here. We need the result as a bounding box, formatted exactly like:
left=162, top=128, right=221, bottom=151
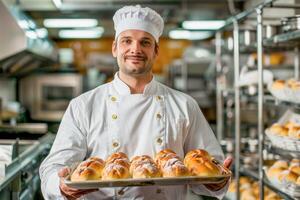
left=58, top=167, right=98, bottom=200
left=204, top=156, right=233, bottom=192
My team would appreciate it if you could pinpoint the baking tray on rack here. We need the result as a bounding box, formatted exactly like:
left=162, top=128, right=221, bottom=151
left=64, top=173, right=231, bottom=189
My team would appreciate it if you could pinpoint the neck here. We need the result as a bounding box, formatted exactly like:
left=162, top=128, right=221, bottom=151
left=118, top=71, right=153, bottom=94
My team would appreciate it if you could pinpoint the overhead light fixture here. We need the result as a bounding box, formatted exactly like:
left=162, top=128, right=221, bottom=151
left=168, top=30, right=213, bottom=40
left=182, top=20, right=225, bottom=30
left=44, top=19, right=98, bottom=28
left=58, top=27, right=104, bottom=39
left=52, top=0, right=62, bottom=8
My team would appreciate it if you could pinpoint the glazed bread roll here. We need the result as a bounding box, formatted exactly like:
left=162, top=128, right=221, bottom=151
left=106, top=152, right=130, bottom=168
left=288, top=126, right=300, bottom=139
left=130, top=155, right=155, bottom=174
left=266, top=166, right=286, bottom=181
left=296, top=176, right=300, bottom=185
left=289, top=164, right=300, bottom=176
left=130, top=155, right=161, bottom=178
left=155, top=150, right=180, bottom=170
left=71, top=157, right=105, bottom=181
left=102, top=152, right=131, bottom=180
left=102, top=163, right=130, bottom=180
left=271, top=80, right=285, bottom=90
left=272, top=160, right=288, bottom=169
left=184, top=149, right=211, bottom=167
left=71, top=167, right=100, bottom=181
left=278, top=170, right=298, bottom=184
left=186, top=156, right=222, bottom=176
left=161, top=158, right=189, bottom=177
left=269, top=124, right=288, bottom=136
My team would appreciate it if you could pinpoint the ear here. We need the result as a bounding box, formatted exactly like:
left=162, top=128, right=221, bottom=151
left=112, top=40, right=117, bottom=58
left=154, top=43, right=159, bottom=56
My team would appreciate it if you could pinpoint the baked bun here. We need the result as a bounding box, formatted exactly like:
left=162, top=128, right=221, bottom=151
left=184, top=149, right=212, bottom=167
left=287, top=79, right=296, bottom=88
left=296, top=176, right=300, bottom=185
left=155, top=150, right=180, bottom=170
left=130, top=155, right=161, bottom=178
left=187, top=156, right=222, bottom=177
left=291, top=159, right=300, bottom=166
left=71, top=167, right=100, bottom=181
left=161, top=158, right=189, bottom=177
left=288, top=126, right=300, bottom=139
left=271, top=80, right=285, bottom=90
left=102, top=163, right=130, bottom=180
left=71, top=157, right=105, bottom=181
left=289, top=164, right=300, bottom=176
left=278, top=170, right=298, bottom=184
left=269, top=124, right=286, bottom=136
left=106, top=152, right=130, bottom=168
left=272, top=160, right=288, bottom=169
left=267, top=166, right=286, bottom=181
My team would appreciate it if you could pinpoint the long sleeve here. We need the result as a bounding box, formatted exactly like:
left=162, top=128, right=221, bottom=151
left=39, top=99, right=88, bottom=200
left=184, top=98, right=229, bottom=199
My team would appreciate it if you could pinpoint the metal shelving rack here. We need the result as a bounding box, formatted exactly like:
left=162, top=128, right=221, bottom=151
left=215, top=0, right=300, bottom=199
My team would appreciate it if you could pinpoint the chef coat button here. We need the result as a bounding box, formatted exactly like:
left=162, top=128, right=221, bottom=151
left=118, top=190, right=124, bottom=195
left=156, top=96, right=162, bottom=101
left=156, top=137, right=163, bottom=145
left=112, top=142, right=119, bottom=148
left=112, top=114, right=118, bottom=120
left=156, top=189, right=162, bottom=194
left=156, top=113, right=162, bottom=119
left=111, top=96, right=117, bottom=102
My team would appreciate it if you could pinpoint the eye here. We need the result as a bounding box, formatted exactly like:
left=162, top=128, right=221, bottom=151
left=141, top=40, right=151, bottom=47
left=121, top=39, right=131, bottom=44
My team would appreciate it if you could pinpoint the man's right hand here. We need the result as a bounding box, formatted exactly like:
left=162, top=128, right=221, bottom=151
left=58, top=167, right=98, bottom=200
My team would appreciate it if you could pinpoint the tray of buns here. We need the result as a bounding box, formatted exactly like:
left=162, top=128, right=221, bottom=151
left=265, top=110, right=300, bottom=152
left=265, top=159, right=300, bottom=198
left=268, top=79, right=300, bottom=103
left=64, top=149, right=231, bottom=189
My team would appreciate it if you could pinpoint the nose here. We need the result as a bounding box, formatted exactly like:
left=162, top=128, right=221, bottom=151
left=130, top=41, right=142, bottom=54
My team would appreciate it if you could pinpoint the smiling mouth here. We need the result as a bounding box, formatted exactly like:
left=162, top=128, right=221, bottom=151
left=125, top=56, right=145, bottom=61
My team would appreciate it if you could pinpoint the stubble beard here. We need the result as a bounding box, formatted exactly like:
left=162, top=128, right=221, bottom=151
left=119, top=56, right=153, bottom=77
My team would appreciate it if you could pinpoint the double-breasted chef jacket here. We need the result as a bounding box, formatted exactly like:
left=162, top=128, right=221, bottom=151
left=39, top=72, right=228, bottom=200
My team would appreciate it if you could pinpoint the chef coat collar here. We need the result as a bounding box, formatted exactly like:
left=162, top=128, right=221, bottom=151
left=113, top=72, right=157, bottom=95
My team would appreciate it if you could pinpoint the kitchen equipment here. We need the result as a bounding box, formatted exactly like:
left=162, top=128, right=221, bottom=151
left=65, top=173, right=231, bottom=189
left=263, top=25, right=280, bottom=39
left=281, top=15, right=300, bottom=32
left=239, top=29, right=256, bottom=46
left=19, top=74, right=82, bottom=121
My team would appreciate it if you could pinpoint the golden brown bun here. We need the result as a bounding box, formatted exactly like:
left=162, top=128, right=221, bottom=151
left=88, top=156, right=105, bottom=164
left=267, top=167, right=286, bottom=180
left=291, top=159, right=300, bottom=166
left=272, top=160, right=288, bottom=169
left=106, top=152, right=130, bottom=168
left=184, top=149, right=212, bottom=168
left=155, top=153, right=180, bottom=170
left=269, top=124, right=287, bottom=136
left=71, top=167, right=100, bottom=181
left=186, top=157, right=222, bottom=177
left=106, top=152, right=129, bottom=163
left=284, top=121, right=297, bottom=129
left=296, top=176, right=300, bottom=185
left=131, top=162, right=161, bottom=178
left=241, top=189, right=256, bottom=200
left=154, top=149, right=177, bottom=164
left=102, top=163, right=130, bottom=180
left=289, top=164, right=300, bottom=176
left=130, top=155, right=155, bottom=174
left=291, top=82, right=300, bottom=90
left=288, top=126, right=300, bottom=139
left=278, top=170, right=298, bottom=184
left=161, top=158, right=189, bottom=177
left=80, top=160, right=105, bottom=178
left=287, top=79, right=296, bottom=88
left=271, top=80, right=285, bottom=90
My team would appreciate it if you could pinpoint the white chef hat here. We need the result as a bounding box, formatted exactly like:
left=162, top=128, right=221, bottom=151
left=113, top=5, right=164, bottom=42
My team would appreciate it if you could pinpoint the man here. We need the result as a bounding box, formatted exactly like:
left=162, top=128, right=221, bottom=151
left=40, top=5, right=232, bottom=200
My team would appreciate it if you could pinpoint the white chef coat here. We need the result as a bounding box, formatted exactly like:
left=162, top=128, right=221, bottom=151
left=39, top=72, right=228, bottom=200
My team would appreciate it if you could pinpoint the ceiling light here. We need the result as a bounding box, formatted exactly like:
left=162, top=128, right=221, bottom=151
left=59, top=27, right=104, bottom=39
left=52, top=0, right=62, bottom=8
left=168, top=30, right=213, bottom=40
left=182, top=20, right=225, bottom=30
left=44, top=19, right=98, bottom=28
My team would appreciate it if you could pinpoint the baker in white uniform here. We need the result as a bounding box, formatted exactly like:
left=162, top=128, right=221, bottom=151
left=39, top=5, right=232, bottom=200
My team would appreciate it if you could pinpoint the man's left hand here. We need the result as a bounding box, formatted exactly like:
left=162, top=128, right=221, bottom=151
left=204, top=156, right=233, bottom=191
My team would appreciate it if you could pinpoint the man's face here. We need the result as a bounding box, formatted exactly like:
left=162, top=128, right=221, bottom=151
left=112, top=30, right=158, bottom=76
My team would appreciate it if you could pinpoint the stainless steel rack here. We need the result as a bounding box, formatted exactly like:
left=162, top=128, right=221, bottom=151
left=215, top=0, right=300, bottom=199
